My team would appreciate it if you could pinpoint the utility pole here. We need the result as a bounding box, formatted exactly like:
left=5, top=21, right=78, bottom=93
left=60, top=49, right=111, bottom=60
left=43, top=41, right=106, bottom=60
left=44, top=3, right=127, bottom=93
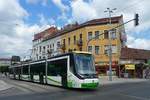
left=104, top=8, right=117, bottom=81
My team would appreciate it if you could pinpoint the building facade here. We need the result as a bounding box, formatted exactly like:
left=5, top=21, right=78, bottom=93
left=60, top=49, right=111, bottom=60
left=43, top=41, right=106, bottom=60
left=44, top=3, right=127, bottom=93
left=120, top=47, right=150, bottom=78
left=32, top=15, right=126, bottom=75
left=0, top=58, right=11, bottom=66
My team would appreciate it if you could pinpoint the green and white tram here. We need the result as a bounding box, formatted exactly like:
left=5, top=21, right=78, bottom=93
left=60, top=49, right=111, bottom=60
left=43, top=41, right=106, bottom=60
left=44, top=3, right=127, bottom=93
left=9, top=51, right=99, bottom=89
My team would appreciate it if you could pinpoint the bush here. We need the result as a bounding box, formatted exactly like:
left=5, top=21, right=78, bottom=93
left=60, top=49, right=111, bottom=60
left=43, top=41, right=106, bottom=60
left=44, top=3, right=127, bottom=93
left=0, top=66, right=9, bottom=73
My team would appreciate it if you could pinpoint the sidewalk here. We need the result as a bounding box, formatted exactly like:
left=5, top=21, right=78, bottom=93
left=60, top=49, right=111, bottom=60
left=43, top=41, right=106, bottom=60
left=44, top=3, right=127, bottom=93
left=0, top=73, right=13, bottom=91
left=0, top=80, right=13, bottom=91
left=99, top=76, right=148, bottom=86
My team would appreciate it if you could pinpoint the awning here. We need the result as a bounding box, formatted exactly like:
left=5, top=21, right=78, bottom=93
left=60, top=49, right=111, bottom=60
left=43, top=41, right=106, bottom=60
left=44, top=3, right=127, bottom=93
left=125, top=64, right=135, bottom=70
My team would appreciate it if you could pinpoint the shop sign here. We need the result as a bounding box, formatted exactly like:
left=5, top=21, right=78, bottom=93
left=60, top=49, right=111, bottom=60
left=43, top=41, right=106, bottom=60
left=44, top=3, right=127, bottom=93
left=125, top=64, right=135, bottom=70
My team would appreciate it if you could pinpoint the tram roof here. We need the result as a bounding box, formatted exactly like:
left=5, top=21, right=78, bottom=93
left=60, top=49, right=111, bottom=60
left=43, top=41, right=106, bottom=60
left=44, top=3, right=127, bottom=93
left=9, top=51, right=92, bottom=68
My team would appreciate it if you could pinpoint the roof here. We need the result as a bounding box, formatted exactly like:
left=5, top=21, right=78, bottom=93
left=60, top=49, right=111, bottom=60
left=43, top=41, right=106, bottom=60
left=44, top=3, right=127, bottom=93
left=37, top=15, right=123, bottom=42
left=33, top=27, right=57, bottom=41
left=120, top=47, right=150, bottom=60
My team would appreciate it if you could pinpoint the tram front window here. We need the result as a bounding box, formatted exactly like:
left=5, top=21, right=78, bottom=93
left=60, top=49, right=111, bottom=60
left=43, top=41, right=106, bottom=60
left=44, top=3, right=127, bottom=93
left=74, top=54, right=97, bottom=78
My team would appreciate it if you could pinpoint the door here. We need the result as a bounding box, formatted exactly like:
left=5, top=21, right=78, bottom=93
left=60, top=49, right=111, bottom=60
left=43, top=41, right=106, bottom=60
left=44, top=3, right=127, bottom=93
left=61, top=59, right=67, bottom=88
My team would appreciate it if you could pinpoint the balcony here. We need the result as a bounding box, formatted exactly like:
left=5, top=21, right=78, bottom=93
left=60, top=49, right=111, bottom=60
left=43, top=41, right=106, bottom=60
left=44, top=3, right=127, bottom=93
left=77, top=39, right=83, bottom=46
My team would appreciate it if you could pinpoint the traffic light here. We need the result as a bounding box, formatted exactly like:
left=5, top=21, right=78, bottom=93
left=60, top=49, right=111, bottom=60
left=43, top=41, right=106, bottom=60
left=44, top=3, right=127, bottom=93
left=135, top=14, right=139, bottom=26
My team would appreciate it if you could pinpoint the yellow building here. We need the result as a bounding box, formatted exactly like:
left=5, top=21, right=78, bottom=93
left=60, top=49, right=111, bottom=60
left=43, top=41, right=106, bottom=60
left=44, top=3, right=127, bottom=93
left=33, top=15, right=126, bottom=75
left=59, top=15, right=126, bottom=75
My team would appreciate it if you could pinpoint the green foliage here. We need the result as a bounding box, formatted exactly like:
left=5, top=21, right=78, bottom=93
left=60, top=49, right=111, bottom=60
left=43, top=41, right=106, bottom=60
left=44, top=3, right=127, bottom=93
left=0, top=66, right=9, bottom=73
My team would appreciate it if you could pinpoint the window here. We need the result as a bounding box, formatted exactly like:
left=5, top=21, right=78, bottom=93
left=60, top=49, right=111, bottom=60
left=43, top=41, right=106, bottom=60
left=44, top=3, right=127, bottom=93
left=95, top=46, right=99, bottom=55
left=57, top=41, right=60, bottom=48
left=112, top=45, right=117, bottom=53
left=110, top=29, right=117, bottom=39
left=88, top=46, right=92, bottom=52
left=104, top=30, right=109, bottom=39
left=95, top=31, right=99, bottom=39
left=104, top=45, right=109, bottom=54
left=80, top=33, right=82, bottom=39
left=63, top=39, right=66, bottom=45
left=39, top=46, right=41, bottom=52
left=43, top=46, right=45, bottom=53
left=73, top=35, right=76, bottom=44
left=68, top=37, right=70, bottom=45
left=88, top=32, right=92, bottom=40
left=47, top=59, right=67, bottom=76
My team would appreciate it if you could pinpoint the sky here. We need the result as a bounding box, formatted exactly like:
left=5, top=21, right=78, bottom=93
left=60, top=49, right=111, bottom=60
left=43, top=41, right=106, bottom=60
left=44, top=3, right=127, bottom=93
left=0, top=0, right=150, bottom=59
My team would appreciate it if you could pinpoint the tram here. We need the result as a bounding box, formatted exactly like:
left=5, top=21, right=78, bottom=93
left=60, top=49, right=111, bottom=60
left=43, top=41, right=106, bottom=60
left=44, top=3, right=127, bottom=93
left=9, top=51, right=99, bottom=89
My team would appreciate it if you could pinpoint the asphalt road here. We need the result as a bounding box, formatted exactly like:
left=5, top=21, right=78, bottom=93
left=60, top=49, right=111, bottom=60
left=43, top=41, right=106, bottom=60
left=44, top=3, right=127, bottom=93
left=0, top=78, right=150, bottom=100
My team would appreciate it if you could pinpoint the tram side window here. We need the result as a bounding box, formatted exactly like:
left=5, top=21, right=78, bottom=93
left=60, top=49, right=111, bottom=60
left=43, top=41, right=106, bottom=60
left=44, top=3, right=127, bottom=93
left=47, top=59, right=67, bottom=76
left=9, top=68, right=14, bottom=74
left=22, top=66, right=29, bottom=75
left=30, top=63, right=45, bottom=75
left=15, top=67, right=21, bottom=75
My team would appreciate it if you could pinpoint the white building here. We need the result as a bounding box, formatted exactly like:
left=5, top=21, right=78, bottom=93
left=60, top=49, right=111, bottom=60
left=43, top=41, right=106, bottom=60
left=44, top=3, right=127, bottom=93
left=32, top=27, right=61, bottom=61
left=0, top=58, right=11, bottom=66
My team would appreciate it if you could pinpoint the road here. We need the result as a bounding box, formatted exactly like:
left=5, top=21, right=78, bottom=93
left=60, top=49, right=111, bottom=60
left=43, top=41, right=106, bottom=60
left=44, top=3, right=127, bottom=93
left=0, top=78, right=150, bottom=100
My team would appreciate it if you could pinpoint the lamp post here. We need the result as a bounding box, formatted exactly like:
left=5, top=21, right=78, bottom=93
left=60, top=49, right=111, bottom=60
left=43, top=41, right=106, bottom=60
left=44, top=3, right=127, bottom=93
left=104, top=8, right=117, bottom=81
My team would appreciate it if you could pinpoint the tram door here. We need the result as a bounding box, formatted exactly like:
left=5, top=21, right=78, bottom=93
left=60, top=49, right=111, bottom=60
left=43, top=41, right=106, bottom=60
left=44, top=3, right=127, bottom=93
left=47, top=58, right=68, bottom=87
left=60, top=59, right=67, bottom=88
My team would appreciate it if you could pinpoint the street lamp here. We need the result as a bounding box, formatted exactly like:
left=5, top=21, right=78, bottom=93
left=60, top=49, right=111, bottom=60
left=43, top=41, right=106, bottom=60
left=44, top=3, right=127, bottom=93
left=104, top=8, right=117, bottom=81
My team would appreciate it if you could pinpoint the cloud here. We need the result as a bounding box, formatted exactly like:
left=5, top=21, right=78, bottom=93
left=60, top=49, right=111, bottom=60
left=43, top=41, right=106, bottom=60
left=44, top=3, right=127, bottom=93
left=52, top=0, right=69, bottom=12
left=38, top=13, right=55, bottom=26
left=0, top=0, right=50, bottom=58
left=127, top=35, right=150, bottom=50
left=70, top=0, right=97, bottom=23
left=69, top=0, right=150, bottom=49
left=26, top=0, right=48, bottom=6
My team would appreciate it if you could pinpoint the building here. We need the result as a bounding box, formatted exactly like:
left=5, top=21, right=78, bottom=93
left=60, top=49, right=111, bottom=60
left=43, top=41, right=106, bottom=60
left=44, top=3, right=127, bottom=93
left=32, top=27, right=60, bottom=60
left=32, top=15, right=126, bottom=75
left=0, top=58, right=11, bottom=66
left=120, top=47, right=150, bottom=78
left=0, top=58, right=11, bottom=73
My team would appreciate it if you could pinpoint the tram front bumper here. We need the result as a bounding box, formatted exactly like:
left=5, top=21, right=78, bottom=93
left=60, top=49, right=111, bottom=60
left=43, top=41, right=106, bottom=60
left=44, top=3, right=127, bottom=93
left=81, top=79, right=99, bottom=89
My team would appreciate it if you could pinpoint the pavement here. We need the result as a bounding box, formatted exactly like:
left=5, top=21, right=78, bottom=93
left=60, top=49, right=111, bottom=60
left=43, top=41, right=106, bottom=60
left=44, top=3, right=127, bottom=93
left=0, top=80, right=12, bottom=91
left=0, top=76, right=150, bottom=100
left=99, top=76, right=148, bottom=86
left=0, top=75, right=148, bottom=92
left=0, top=78, right=150, bottom=100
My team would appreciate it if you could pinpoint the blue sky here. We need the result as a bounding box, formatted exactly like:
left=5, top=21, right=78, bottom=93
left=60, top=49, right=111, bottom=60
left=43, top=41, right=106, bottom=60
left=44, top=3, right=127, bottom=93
left=0, top=0, right=150, bottom=58
left=19, top=0, right=71, bottom=27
